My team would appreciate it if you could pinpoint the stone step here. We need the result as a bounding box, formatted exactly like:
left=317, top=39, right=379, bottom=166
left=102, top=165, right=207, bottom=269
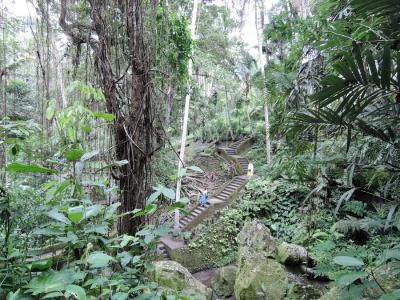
left=224, top=185, right=238, bottom=190
left=193, top=207, right=204, bottom=213
left=229, top=183, right=242, bottom=187
left=216, top=195, right=227, bottom=201
left=180, top=219, right=190, bottom=225
left=219, top=191, right=232, bottom=197
left=192, top=210, right=201, bottom=216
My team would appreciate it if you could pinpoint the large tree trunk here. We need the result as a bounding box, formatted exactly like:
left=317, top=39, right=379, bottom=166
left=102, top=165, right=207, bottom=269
left=118, top=0, right=154, bottom=234
left=60, top=0, right=155, bottom=235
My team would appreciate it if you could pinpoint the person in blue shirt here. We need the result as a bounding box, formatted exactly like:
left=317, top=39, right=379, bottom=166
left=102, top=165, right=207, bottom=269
left=199, top=189, right=209, bottom=206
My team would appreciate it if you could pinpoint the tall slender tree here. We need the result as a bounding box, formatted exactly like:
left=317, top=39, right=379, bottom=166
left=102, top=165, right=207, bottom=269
left=255, top=0, right=271, bottom=164
left=175, top=0, right=200, bottom=229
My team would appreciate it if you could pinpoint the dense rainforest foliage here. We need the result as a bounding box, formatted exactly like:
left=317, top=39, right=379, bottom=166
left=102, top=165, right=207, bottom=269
left=0, top=0, right=400, bottom=299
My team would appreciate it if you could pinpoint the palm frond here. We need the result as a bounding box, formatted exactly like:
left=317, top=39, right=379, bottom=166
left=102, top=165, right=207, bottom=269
left=351, top=0, right=400, bottom=18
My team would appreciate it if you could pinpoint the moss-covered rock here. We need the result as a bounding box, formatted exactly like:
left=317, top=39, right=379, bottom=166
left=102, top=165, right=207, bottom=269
left=235, top=220, right=288, bottom=300
left=276, top=242, right=309, bottom=266
left=169, top=243, right=236, bottom=273
left=318, top=286, right=340, bottom=300
left=286, top=282, right=324, bottom=300
left=235, top=256, right=288, bottom=300
left=152, top=260, right=212, bottom=300
left=236, top=220, right=277, bottom=257
left=211, top=265, right=237, bottom=297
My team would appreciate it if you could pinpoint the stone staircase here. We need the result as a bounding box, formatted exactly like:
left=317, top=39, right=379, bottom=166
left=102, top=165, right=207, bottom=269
left=157, top=137, right=253, bottom=258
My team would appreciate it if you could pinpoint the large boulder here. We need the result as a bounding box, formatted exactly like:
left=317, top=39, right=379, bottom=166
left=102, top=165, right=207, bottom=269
left=211, top=265, right=237, bottom=297
left=236, top=220, right=277, bottom=257
left=235, top=220, right=288, bottom=300
left=235, top=256, right=288, bottom=300
left=152, top=260, right=212, bottom=300
left=276, top=242, right=309, bottom=266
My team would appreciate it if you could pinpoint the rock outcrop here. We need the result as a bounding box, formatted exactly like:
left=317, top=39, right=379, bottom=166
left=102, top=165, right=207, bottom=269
left=211, top=265, right=237, bottom=297
left=152, top=260, right=212, bottom=300
left=234, top=220, right=288, bottom=300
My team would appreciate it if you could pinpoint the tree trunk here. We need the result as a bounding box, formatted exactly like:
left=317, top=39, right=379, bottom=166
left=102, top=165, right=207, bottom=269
left=255, top=0, right=272, bottom=164
left=175, top=0, right=199, bottom=229
left=118, top=0, right=154, bottom=234
left=59, top=0, right=155, bottom=235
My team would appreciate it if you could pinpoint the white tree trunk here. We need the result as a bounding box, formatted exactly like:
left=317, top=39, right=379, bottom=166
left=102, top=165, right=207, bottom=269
left=175, top=0, right=199, bottom=229
left=255, top=0, right=271, bottom=164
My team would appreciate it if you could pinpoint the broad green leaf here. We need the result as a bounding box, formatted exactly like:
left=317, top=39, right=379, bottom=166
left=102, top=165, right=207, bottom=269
left=146, top=191, right=161, bottom=205
left=32, top=227, right=64, bottom=236
left=65, top=149, right=84, bottom=161
left=117, top=251, right=132, bottom=267
left=144, top=232, right=155, bottom=244
left=87, top=251, right=114, bottom=268
left=64, top=284, right=86, bottom=300
left=377, top=249, right=400, bottom=265
left=112, top=292, right=129, bottom=300
left=58, top=231, right=78, bottom=244
left=47, top=209, right=71, bottom=225
left=173, top=197, right=189, bottom=209
left=104, top=202, right=121, bottom=220
left=333, top=256, right=364, bottom=267
left=115, top=160, right=129, bottom=166
left=67, top=206, right=84, bottom=224
left=43, top=292, right=64, bottom=299
left=336, top=271, right=367, bottom=286
left=29, top=259, right=53, bottom=271
left=134, top=204, right=157, bottom=217
left=188, top=165, right=203, bottom=172
left=84, top=205, right=102, bottom=219
left=26, top=269, right=77, bottom=295
left=161, top=187, right=175, bottom=200
left=93, top=112, right=115, bottom=121
left=80, top=150, right=99, bottom=162
left=6, top=162, right=57, bottom=174
left=155, top=225, right=170, bottom=237
left=119, top=235, right=138, bottom=248
left=145, top=204, right=157, bottom=215
left=84, top=224, right=108, bottom=235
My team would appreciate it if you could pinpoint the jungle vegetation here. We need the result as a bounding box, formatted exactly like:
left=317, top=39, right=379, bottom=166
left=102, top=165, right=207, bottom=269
left=0, top=0, right=400, bottom=299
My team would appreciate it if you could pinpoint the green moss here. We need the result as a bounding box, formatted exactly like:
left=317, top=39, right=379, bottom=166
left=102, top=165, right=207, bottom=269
left=276, top=243, right=289, bottom=264
left=170, top=244, right=236, bottom=273
left=211, top=266, right=237, bottom=297
left=152, top=261, right=212, bottom=300
left=234, top=256, right=288, bottom=300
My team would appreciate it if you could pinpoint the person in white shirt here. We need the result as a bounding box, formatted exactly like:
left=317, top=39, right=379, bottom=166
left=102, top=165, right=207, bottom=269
left=247, top=162, right=254, bottom=177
